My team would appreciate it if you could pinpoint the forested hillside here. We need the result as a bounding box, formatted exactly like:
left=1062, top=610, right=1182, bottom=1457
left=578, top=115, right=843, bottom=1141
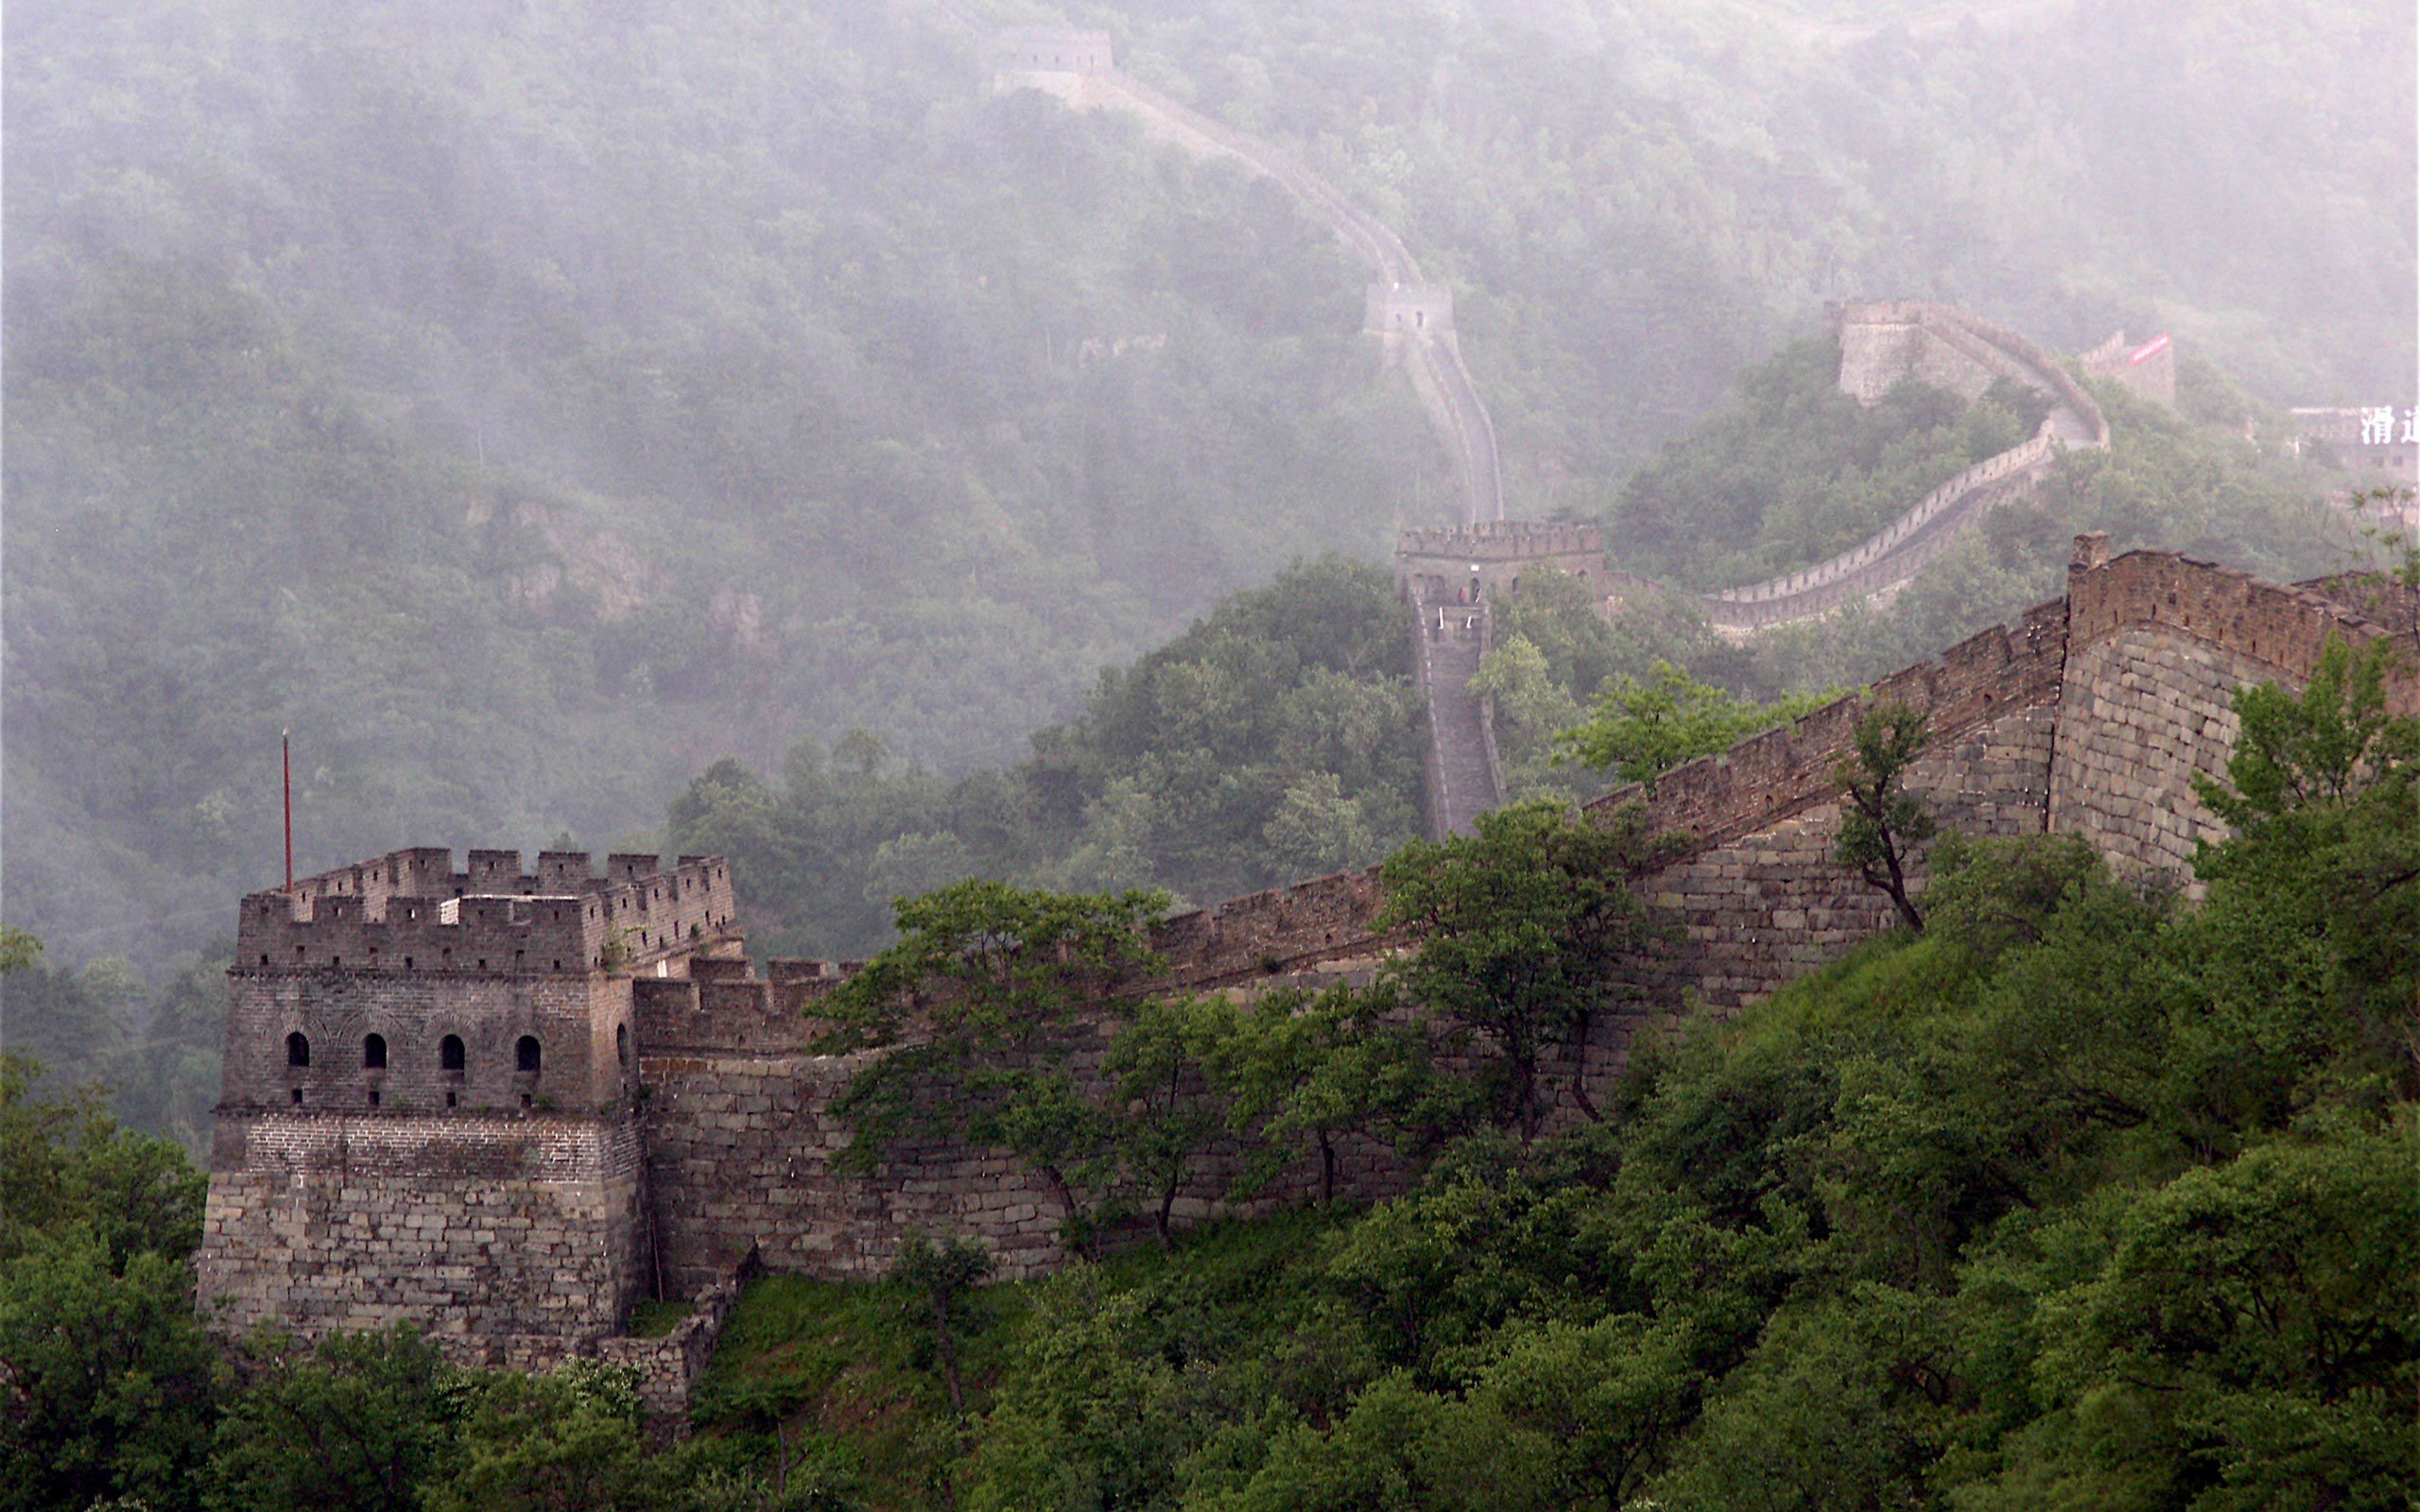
left=8, top=0, right=2406, bottom=983
left=665, top=557, right=1426, bottom=963
left=1093, top=0, right=2414, bottom=516
left=7, top=651, right=2411, bottom=1510
left=4, top=0, right=1424, bottom=971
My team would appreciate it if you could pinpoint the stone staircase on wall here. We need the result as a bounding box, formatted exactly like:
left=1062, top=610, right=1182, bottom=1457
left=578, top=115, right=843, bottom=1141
left=1410, top=596, right=1504, bottom=837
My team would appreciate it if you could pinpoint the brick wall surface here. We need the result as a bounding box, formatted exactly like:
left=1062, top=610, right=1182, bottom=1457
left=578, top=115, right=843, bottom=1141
left=2046, top=549, right=2404, bottom=884
left=197, top=1113, right=648, bottom=1348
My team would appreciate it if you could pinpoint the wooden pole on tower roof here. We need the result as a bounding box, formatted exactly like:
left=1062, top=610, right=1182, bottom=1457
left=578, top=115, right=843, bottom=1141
left=283, top=730, right=294, bottom=895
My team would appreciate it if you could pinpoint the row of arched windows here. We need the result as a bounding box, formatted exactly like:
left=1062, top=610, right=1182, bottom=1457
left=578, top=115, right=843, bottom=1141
left=285, top=1032, right=541, bottom=1074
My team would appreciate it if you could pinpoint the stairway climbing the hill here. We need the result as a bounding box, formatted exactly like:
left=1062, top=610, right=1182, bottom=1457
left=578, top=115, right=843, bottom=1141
left=1412, top=599, right=1504, bottom=838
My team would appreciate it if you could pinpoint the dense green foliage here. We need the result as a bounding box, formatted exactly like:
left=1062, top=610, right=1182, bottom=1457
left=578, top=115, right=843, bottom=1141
left=1556, top=658, right=1839, bottom=788
left=699, top=645, right=2419, bottom=1510
left=666, top=557, right=1422, bottom=961
left=1375, top=801, right=1677, bottom=1136
left=816, top=879, right=1183, bottom=1249
left=0, top=931, right=229, bottom=1152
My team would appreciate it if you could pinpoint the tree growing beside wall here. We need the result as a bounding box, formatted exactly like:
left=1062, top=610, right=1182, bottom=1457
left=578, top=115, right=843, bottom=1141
left=1376, top=801, right=1677, bottom=1137
left=1556, top=661, right=1838, bottom=791
left=1833, top=703, right=1938, bottom=933
left=1206, top=982, right=1433, bottom=1207
left=815, top=881, right=1175, bottom=1255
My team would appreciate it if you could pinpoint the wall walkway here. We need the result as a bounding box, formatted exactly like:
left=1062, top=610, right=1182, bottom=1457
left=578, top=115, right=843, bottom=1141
left=1409, top=595, right=1505, bottom=836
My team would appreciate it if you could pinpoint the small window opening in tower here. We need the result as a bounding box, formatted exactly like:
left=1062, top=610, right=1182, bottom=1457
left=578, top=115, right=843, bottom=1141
left=363, top=1034, right=387, bottom=1070
left=446, top=1091, right=458, bottom=1108
left=616, top=1024, right=629, bottom=1068
left=291, top=1088, right=303, bottom=1105
left=367, top=1089, right=380, bottom=1108
left=286, top=1032, right=310, bottom=1068
left=516, top=1036, right=542, bottom=1074
left=441, top=1034, right=465, bottom=1073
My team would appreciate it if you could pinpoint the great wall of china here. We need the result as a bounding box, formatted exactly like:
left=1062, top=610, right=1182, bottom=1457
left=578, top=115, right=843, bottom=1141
left=193, top=14, right=2286, bottom=1432
left=965, top=22, right=2160, bottom=836
left=197, top=539, right=2414, bottom=1428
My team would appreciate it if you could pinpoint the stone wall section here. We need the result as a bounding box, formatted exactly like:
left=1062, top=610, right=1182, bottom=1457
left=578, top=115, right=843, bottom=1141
left=200, top=551, right=2420, bottom=1354
left=2047, top=628, right=2265, bottom=886
left=2046, top=544, right=2406, bottom=885
left=634, top=1004, right=1404, bottom=1291
left=597, top=1268, right=749, bottom=1439
left=198, top=1113, right=648, bottom=1349
left=1635, top=703, right=2057, bottom=1016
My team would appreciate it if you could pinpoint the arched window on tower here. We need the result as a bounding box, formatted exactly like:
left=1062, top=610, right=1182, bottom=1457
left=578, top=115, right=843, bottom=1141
left=516, top=1036, right=542, bottom=1074
left=286, top=1032, right=310, bottom=1068
left=440, top=1035, right=465, bottom=1073
left=363, top=1034, right=387, bottom=1071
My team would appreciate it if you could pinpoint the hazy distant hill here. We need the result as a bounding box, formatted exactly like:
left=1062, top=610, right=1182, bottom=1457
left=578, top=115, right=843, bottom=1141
left=4, top=0, right=2407, bottom=971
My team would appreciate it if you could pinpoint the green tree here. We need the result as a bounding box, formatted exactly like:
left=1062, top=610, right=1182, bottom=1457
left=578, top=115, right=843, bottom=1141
left=891, top=1230, right=995, bottom=1418
left=207, top=1326, right=455, bottom=1512
left=1556, top=660, right=1833, bottom=789
left=1210, top=983, right=1432, bottom=1205
left=0, top=1051, right=205, bottom=1271
left=1475, top=1313, right=1698, bottom=1510
left=1377, top=802, right=1672, bottom=1138
left=1105, top=995, right=1233, bottom=1247
left=0, top=1224, right=217, bottom=1512
left=1832, top=702, right=1938, bottom=932
left=422, top=1363, right=662, bottom=1512
left=2000, top=1125, right=2420, bottom=1512
left=817, top=881, right=1168, bottom=1251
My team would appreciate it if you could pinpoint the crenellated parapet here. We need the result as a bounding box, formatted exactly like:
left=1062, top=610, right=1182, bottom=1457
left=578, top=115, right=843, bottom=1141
left=1397, top=521, right=1604, bottom=605
left=237, top=849, right=738, bottom=975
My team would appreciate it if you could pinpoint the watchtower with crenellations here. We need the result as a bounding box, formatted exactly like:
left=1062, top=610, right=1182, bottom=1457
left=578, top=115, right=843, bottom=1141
left=196, top=848, right=742, bottom=1361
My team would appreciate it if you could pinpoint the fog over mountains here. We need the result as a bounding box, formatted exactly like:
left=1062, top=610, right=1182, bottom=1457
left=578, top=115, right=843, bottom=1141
left=5, top=0, right=2411, bottom=970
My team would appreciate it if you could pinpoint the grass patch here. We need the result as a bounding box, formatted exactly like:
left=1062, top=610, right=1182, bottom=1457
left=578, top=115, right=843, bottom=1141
left=623, top=1298, right=693, bottom=1338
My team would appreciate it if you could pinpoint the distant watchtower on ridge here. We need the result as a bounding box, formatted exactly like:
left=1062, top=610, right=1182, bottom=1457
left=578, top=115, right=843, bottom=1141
left=986, top=26, right=1115, bottom=102
left=195, top=848, right=742, bottom=1360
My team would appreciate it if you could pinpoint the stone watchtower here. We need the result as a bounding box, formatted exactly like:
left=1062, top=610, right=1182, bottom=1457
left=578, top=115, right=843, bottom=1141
left=987, top=26, right=1116, bottom=103
left=195, top=848, right=742, bottom=1361
left=1394, top=520, right=1605, bottom=606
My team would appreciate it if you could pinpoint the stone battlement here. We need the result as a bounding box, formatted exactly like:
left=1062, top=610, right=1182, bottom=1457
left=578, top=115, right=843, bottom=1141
left=987, top=26, right=1115, bottom=75
left=1397, top=521, right=1603, bottom=559
left=237, top=849, right=738, bottom=975
left=1397, top=522, right=1605, bottom=606
left=1364, top=282, right=1455, bottom=336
